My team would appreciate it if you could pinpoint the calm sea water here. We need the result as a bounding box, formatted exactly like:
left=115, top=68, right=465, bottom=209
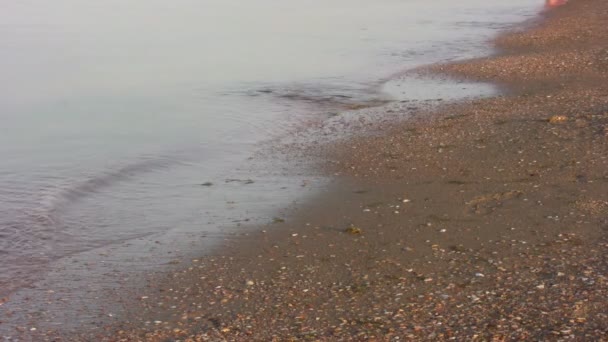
left=1, top=0, right=543, bottom=331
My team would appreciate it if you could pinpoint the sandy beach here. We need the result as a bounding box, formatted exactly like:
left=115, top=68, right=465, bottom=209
left=25, top=0, right=608, bottom=340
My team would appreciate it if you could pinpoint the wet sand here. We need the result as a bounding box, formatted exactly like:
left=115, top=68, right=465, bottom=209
left=27, top=0, right=608, bottom=340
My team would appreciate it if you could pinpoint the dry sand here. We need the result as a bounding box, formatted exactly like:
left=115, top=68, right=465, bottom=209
left=32, top=0, right=608, bottom=340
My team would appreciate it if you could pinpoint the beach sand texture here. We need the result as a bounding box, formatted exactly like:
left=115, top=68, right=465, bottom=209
left=26, top=0, right=608, bottom=340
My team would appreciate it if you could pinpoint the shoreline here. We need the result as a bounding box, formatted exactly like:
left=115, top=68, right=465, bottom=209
left=29, top=0, right=608, bottom=340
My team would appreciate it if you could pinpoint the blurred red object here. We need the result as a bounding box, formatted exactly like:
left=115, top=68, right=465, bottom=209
left=546, top=0, right=567, bottom=7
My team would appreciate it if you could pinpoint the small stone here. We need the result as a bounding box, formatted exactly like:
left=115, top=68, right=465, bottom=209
left=475, top=273, right=485, bottom=278
left=536, top=284, right=545, bottom=290
left=345, top=226, right=363, bottom=235
left=548, top=115, right=567, bottom=123
left=246, top=280, right=254, bottom=286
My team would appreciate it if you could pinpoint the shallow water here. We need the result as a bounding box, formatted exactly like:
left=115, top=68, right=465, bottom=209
left=1, top=0, right=543, bottom=333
